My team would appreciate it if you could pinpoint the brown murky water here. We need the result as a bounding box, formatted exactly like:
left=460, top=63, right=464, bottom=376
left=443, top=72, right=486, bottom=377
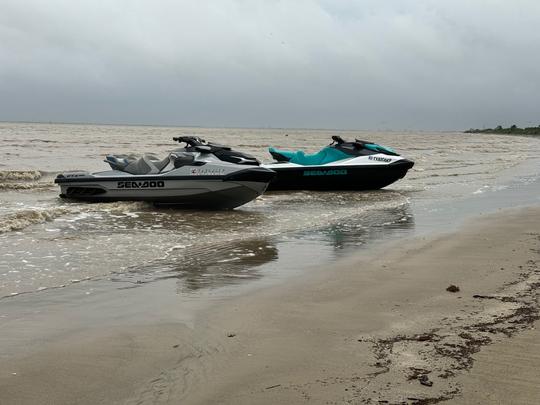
left=1, top=122, right=539, bottom=298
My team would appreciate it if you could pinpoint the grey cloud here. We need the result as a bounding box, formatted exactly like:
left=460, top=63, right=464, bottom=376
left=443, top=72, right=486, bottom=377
left=1, top=0, right=539, bottom=129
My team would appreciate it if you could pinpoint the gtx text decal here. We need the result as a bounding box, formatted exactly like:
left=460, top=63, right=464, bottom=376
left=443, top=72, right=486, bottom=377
left=190, top=168, right=225, bottom=175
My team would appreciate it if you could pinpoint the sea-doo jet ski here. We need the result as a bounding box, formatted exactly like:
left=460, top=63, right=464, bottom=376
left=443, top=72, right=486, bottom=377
left=263, top=136, right=414, bottom=190
left=55, top=137, right=275, bottom=209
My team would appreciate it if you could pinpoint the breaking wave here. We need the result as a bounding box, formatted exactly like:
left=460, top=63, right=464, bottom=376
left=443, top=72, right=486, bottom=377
left=0, top=170, right=58, bottom=191
left=89, top=201, right=152, bottom=212
left=0, top=207, right=70, bottom=233
left=0, top=182, right=54, bottom=190
left=0, top=170, right=43, bottom=181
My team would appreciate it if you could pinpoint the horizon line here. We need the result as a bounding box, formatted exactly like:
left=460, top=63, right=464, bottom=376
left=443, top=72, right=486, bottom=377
left=0, top=119, right=463, bottom=133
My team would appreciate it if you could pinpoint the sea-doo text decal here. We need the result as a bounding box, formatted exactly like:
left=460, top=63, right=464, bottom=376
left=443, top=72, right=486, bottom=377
left=368, top=156, right=392, bottom=163
left=303, top=169, right=348, bottom=176
left=117, top=181, right=165, bottom=188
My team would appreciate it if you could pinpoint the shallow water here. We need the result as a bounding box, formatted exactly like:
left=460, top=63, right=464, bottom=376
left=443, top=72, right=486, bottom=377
left=1, top=122, right=539, bottom=298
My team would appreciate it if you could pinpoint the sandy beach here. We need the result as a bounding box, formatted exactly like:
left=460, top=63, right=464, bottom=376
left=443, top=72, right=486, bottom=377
left=3, top=0, right=540, bottom=402
left=1, top=206, right=538, bottom=404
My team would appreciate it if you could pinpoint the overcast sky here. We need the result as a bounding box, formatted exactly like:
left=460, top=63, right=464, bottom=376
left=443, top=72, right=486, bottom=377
left=1, top=0, right=539, bottom=130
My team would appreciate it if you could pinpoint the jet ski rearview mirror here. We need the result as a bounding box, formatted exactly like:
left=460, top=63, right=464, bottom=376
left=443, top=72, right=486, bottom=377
left=331, top=135, right=345, bottom=145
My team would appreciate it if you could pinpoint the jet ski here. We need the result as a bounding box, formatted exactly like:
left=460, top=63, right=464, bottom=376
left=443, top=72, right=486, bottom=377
left=55, top=137, right=275, bottom=209
left=263, top=136, right=414, bottom=191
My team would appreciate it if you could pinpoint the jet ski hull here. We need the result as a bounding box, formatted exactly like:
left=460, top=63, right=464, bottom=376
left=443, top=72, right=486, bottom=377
left=264, top=160, right=414, bottom=191
left=55, top=169, right=274, bottom=209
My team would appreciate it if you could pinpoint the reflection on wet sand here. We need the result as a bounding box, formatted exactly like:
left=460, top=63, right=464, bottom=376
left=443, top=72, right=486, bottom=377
left=299, top=202, right=415, bottom=251
left=112, top=238, right=279, bottom=293
left=178, top=239, right=279, bottom=292
left=106, top=203, right=415, bottom=295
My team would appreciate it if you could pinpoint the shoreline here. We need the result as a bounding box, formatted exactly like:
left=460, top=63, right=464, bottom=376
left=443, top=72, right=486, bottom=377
left=177, top=206, right=540, bottom=404
left=1, top=206, right=539, bottom=404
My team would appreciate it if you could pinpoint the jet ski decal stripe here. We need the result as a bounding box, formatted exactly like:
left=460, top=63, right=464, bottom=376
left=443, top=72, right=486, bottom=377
left=55, top=169, right=275, bottom=185
left=55, top=175, right=226, bottom=184
left=266, top=161, right=414, bottom=172
left=303, top=169, right=348, bottom=176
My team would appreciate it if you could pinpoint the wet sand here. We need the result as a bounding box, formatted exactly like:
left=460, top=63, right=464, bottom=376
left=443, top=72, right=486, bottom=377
left=453, top=327, right=540, bottom=404
left=1, top=206, right=539, bottom=404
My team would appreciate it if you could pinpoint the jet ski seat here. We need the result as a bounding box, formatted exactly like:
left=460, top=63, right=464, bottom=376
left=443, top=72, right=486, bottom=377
left=105, top=154, right=171, bottom=174
left=268, top=146, right=350, bottom=166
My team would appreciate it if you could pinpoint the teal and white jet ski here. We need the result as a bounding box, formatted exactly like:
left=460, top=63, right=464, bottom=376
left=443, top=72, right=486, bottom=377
left=263, top=136, right=414, bottom=190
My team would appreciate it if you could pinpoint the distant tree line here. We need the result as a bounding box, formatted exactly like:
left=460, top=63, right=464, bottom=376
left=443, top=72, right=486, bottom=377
left=465, top=124, right=540, bottom=135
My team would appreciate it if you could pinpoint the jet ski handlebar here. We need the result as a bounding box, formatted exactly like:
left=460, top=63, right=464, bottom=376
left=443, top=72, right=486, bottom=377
left=173, top=136, right=206, bottom=146
left=173, top=136, right=235, bottom=154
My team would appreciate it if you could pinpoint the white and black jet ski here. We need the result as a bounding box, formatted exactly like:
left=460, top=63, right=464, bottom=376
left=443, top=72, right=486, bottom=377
left=263, top=136, right=414, bottom=191
left=55, top=137, right=275, bottom=209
